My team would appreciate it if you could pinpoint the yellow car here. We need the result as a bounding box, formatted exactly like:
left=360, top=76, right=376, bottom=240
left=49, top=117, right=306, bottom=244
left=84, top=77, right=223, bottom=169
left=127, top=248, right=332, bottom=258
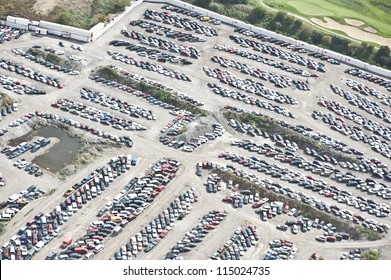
left=64, top=188, right=76, bottom=197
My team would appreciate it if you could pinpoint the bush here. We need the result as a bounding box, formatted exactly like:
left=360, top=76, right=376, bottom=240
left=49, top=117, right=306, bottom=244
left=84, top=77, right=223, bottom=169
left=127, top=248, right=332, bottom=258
left=0, top=222, right=5, bottom=236
left=352, top=227, right=382, bottom=241
left=361, top=250, right=381, bottom=260
left=0, top=92, right=14, bottom=109
left=247, top=6, right=267, bottom=24
left=194, top=0, right=212, bottom=8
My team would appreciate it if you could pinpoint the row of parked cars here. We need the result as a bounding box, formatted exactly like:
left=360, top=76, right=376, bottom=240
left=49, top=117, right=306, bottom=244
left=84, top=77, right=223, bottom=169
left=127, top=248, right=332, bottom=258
left=265, top=239, right=297, bottom=260
left=220, top=150, right=390, bottom=219
left=205, top=66, right=299, bottom=105
left=145, top=8, right=218, bottom=37
left=0, top=185, right=45, bottom=222
left=53, top=98, right=147, bottom=131
left=94, top=64, right=204, bottom=106
left=0, top=57, right=63, bottom=88
left=210, top=55, right=310, bottom=91
left=12, top=159, right=44, bottom=177
left=160, top=122, right=224, bottom=153
left=231, top=139, right=391, bottom=200
left=129, top=19, right=207, bottom=43
left=160, top=110, right=194, bottom=135
left=110, top=38, right=193, bottom=65
left=229, top=33, right=326, bottom=72
left=206, top=70, right=296, bottom=118
left=344, top=79, right=391, bottom=108
left=165, top=210, right=227, bottom=260
left=0, top=156, right=130, bottom=260
left=317, top=97, right=391, bottom=141
left=59, top=159, right=180, bottom=260
left=210, top=226, right=259, bottom=260
left=80, top=87, right=156, bottom=121
left=340, top=248, right=362, bottom=260
left=0, top=73, right=46, bottom=95
left=317, top=110, right=391, bottom=159
left=3, top=137, right=50, bottom=159
left=214, top=44, right=314, bottom=78
left=330, top=84, right=391, bottom=124
left=345, top=68, right=391, bottom=93
left=224, top=106, right=365, bottom=157
left=0, top=25, right=24, bottom=43
left=109, top=50, right=192, bottom=82
left=233, top=27, right=339, bottom=66
left=205, top=160, right=388, bottom=234
left=12, top=48, right=79, bottom=75
left=122, top=29, right=200, bottom=59
left=31, top=111, right=134, bottom=147
left=113, top=187, right=196, bottom=260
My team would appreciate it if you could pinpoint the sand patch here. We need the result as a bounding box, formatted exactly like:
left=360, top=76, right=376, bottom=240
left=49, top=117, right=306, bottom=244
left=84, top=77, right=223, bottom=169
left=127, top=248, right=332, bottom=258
left=364, top=27, right=377, bottom=34
left=311, top=17, right=391, bottom=47
left=344, top=18, right=364, bottom=27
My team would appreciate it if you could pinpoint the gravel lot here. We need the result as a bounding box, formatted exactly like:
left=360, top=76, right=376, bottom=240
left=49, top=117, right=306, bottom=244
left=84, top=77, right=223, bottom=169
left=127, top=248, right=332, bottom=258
left=0, top=1, right=390, bottom=260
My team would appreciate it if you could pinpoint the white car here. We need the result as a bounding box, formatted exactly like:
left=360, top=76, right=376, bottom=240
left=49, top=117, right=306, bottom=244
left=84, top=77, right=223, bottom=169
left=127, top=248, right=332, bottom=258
left=52, top=227, right=62, bottom=237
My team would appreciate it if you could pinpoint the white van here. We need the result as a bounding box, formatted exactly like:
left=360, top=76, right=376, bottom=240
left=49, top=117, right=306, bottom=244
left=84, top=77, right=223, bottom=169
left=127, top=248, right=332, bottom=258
left=84, top=251, right=95, bottom=260
left=34, top=241, right=45, bottom=252
left=0, top=213, right=11, bottom=221
left=113, top=194, right=124, bottom=203
left=105, top=200, right=113, bottom=210
left=94, top=244, right=104, bottom=253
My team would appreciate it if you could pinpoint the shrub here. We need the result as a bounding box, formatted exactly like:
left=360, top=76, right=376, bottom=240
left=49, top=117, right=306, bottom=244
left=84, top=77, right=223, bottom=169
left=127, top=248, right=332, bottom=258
left=361, top=250, right=381, bottom=260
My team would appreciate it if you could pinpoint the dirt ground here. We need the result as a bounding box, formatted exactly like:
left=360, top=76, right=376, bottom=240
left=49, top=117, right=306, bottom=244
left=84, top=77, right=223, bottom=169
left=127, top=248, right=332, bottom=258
left=311, top=17, right=391, bottom=47
left=0, top=1, right=390, bottom=261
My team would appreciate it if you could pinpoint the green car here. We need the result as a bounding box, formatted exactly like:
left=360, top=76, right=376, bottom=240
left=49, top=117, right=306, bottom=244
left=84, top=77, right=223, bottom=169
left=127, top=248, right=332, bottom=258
left=96, top=208, right=106, bottom=217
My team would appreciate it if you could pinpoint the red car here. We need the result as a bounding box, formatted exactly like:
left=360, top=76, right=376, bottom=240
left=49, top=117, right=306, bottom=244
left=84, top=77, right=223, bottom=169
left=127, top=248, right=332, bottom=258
left=252, top=202, right=262, bottom=209
left=204, top=224, right=215, bottom=230
left=222, top=197, right=233, bottom=203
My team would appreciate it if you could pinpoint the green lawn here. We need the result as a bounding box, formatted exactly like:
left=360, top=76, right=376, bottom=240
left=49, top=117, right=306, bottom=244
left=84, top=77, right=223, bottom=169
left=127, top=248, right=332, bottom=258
left=264, top=0, right=391, bottom=37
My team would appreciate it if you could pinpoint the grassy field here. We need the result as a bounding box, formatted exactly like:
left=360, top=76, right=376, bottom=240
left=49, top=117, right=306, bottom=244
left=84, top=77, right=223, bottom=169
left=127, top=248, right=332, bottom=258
left=263, top=0, right=391, bottom=38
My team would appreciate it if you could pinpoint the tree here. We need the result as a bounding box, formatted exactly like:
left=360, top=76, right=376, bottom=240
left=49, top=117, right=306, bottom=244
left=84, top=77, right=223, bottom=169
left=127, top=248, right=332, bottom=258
left=298, top=25, right=312, bottom=41
left=274, top=11, right=287, bottom=22
left=374, top=45, right=391, bottom=66
left=346, top=42, right=359, bottom=56
left=55, top=11, right=76, bottom=26
left=322, top=35, right=332, bottom=46
left=282, top=15, right=295, bottom=29
left=355, top=42, right=375, bottom=60
left=193, top=0, right=212, bottom=8
left=247, top=6, right=267, bottom=24
left=311, top=30, right=323, bottom=45
left=293, top=19, right=303, bottom=29
left=330, top=36, right=350, bottom=53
